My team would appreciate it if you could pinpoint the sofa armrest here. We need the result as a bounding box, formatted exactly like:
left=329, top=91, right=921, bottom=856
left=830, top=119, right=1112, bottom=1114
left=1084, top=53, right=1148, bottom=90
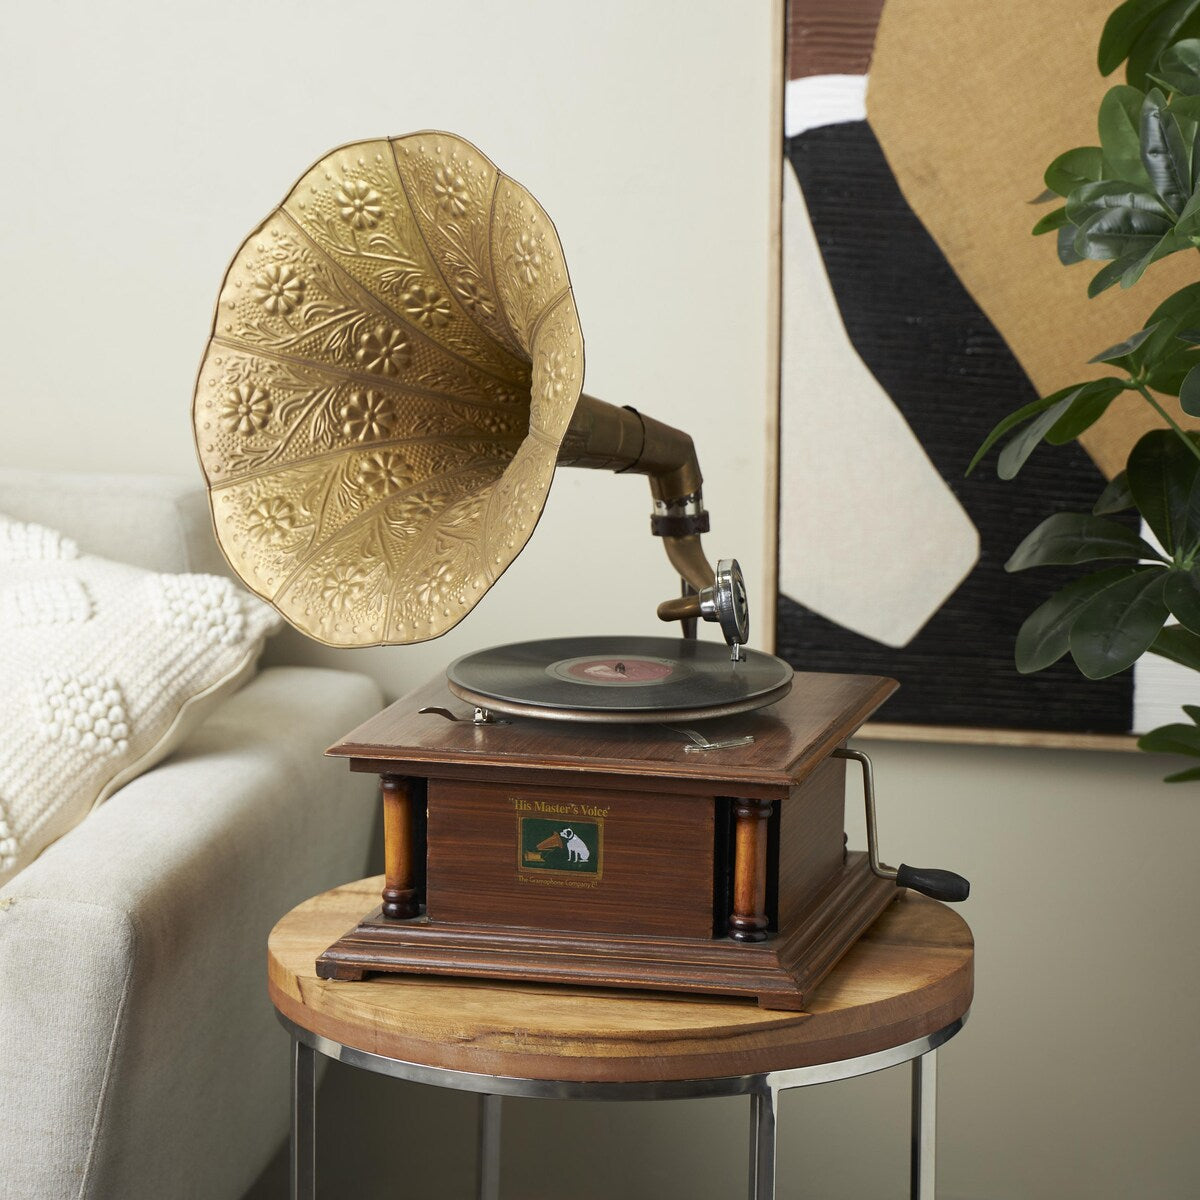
left=0, top=665, right=384, bottom=1200
left=0, top=469, right=228, bottom=577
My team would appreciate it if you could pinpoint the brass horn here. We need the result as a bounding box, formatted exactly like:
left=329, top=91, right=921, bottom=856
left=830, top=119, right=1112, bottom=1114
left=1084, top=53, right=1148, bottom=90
left=193, top=132, right=747, bottom=650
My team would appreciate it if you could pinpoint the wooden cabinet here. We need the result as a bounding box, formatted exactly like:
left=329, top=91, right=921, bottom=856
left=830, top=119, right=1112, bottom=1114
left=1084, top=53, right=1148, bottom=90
left=317, top=670, right=901, bottom=1009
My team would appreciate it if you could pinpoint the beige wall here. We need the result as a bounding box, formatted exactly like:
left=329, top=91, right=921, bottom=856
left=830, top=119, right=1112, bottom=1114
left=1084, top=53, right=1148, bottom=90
left=4, top=3, right=1198, bottom=1198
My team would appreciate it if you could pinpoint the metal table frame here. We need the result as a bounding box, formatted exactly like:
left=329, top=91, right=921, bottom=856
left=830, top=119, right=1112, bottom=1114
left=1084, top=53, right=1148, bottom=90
left=279, top=1009, right=967, bottom=1200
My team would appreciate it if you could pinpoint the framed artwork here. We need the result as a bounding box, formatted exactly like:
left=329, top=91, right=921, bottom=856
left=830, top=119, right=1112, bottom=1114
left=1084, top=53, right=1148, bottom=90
left=775, top=0, right=1196, bottom=744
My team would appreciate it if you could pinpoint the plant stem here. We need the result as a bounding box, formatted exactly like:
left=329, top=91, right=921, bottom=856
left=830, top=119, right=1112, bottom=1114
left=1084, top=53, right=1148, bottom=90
left=1131, top=379, right=1200, bottom=465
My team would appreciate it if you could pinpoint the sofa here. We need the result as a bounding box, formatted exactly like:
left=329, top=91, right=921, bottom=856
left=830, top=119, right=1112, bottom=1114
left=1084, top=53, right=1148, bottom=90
left=0, top=469, right=384, bottom=1200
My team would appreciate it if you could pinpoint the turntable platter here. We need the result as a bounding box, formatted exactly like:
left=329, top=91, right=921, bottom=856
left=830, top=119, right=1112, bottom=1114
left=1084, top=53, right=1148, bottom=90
left=446, top=636, right=793, bottom=722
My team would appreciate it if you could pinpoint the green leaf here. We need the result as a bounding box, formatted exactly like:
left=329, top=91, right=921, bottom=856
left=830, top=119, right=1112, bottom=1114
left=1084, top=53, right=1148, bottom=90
left=1066, top=182, right=1180, bottom=293
left=1032, top=207, right=1070, bottom=236
left=1143, top=280, right=1200, bottom=332
left=1058, top=224, right=1086, bottom=266
left=1095, top=471, right=1136, bottom=514
left=1088, top=325, right=1160, bottom=363
left=1126, top=427, right=1200, bottom=552
left=967, top=385, right=1085, bottom=475
left=1183, top=703, right=1200, bottom=723
left=1116, top=229, right=1194, bottom=288
left=1072, top=196, right=1174, bottom=262
left=1099, top=0, right=1179, bottom=77
left=1137, top=720, right=1200, bottom=754
left=1014, top=566, right=1146, bottom=673
left=1143, top=342, right=1200, bottom=394
left=1067, top=179, right=1169, bottom=226
left=1163, top=765, right=1200, bottom=781
left=996, top=392, right=1078, bottom=479
left=1127, top=3, right=1200, bottom=90
left=1006, top=513, right=1164, bottom=571
left=1150, top=71, right=1185, bottom=92
left=1098, top=85, right=1153, bottom=181
left=1135, top=283, right=1200, bottom=389
left=1168, top=107, right=1196, bottom=191
left=1089, top=253, right=1147, bottom=295
left=1164, top=565, right=1200, bottom=630
left=1043, top=146, right=1105, bottom=197
left=1179, top=361, right=1200, bottom=412
left=1070, top=567, right=1170, bottom=678
left=1046, top=379, right=1127, bottom=443
left=1152, top=37, right=1200, bottom=93
left=1174, top=177, right=1200, bottom=228
left=1137, top=711, right=1200, bottom=777
left=1165, top=90, right=1200, bottom=121
left=1150, top=621, right=1200, bottom=668
left=1141, top=88, right=1191, bottom=213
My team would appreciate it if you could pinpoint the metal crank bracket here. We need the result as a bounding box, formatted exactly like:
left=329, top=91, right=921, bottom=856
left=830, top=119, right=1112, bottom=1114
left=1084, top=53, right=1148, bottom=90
left=833, top=748, right=970, bottom=903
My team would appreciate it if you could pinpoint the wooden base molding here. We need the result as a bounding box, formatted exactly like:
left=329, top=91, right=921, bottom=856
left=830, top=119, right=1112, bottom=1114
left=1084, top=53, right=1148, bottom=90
left=272, top=878, right=975, bottom=1084
left=318, top=853, right=898, bottom=1009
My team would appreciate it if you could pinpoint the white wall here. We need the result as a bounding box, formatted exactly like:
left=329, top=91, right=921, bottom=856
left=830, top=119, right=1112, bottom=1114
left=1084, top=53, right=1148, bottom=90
left=4, top=4, right=1198, bottom=1199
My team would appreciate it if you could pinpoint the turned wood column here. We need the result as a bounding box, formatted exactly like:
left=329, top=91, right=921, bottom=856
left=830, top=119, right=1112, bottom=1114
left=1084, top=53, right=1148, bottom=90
left=381, top=775, right=419, bottom=919
left=729, top=797, right=772, bottom=942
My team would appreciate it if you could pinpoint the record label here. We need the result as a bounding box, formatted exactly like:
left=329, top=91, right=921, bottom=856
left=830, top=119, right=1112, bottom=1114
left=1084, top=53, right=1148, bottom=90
left=547, top=655, right=683, bottom=687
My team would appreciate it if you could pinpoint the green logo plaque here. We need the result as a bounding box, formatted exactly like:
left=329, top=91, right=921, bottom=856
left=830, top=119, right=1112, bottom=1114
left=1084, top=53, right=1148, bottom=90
left=517, top=816, right=603, bottom=882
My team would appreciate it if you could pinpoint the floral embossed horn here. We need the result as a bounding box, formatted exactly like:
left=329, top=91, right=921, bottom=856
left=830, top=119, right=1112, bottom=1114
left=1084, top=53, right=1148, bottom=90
left=192, top=132, right=746, bottom=651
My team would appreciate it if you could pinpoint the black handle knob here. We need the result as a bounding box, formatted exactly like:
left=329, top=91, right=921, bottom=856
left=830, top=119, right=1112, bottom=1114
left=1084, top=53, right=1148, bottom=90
left=896, top=864, right=970, bottom=902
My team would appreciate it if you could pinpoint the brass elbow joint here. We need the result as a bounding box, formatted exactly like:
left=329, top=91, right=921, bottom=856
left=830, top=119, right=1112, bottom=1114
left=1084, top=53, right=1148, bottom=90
left=556, top=394, right=750, bottom=652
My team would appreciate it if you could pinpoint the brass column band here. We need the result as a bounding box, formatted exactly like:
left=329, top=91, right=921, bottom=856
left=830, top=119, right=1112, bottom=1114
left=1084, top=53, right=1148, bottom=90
left=649, top=511, right=711, bottom=538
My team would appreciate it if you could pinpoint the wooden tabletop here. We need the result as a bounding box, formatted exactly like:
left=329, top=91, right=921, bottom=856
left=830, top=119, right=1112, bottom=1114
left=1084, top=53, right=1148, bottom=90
left=326, top=671, right=898, bottom=798
left=268, top=878, right=973, bottom=1083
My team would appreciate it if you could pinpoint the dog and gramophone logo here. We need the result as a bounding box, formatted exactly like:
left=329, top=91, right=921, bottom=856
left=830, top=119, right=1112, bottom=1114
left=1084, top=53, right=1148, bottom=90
left=513, top=796, right=605, bottom=886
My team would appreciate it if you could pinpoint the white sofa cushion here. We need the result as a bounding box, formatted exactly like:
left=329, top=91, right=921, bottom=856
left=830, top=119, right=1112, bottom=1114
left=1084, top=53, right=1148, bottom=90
left=0, top=515, right=282, bottom=886
left=0, top=665, right=383, bottom=1200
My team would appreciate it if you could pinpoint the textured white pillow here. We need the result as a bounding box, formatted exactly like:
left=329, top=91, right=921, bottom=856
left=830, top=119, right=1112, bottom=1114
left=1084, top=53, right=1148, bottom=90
left=0, top=515, right=282, bottom=886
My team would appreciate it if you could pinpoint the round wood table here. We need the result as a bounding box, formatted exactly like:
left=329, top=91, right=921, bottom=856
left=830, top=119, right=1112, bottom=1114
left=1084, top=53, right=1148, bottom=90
left=269, top=877, right=973, bottom=1200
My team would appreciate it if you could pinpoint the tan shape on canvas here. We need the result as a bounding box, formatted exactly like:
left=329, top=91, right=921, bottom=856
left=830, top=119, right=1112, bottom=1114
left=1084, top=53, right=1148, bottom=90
left=868, top=0, right=1200, bottom=480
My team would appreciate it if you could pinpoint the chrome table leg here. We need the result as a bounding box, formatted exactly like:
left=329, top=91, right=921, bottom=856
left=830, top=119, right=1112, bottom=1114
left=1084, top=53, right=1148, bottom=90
left=291, top=1038, right=316, bottom=1200
left=477, top=1093, right=502, bottom=1200
left=275, top=1010, right=965, bottom=1200
left=748, top=1084, right=778, bottom=1200
left=910, top=1049, right=937, bottom=1200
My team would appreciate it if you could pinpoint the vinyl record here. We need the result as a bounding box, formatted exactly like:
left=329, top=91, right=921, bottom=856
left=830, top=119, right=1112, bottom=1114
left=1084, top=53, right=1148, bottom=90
left=446, top=636, right=794, bottom=722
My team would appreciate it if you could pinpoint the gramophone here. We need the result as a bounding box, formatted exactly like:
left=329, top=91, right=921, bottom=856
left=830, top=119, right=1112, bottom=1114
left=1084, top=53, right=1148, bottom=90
left=194, top=132, right=966, bottom=1008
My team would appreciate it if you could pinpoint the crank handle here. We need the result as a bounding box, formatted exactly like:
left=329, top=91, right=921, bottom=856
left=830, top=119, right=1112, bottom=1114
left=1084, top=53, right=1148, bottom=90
left=894, top=863, right=970, bottom=903
left=832, top=747, right=970, bottom=903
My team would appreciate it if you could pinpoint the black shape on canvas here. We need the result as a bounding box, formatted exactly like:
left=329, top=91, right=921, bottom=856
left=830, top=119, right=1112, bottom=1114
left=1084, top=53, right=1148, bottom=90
left=778, top=121, right=1133, bottom=733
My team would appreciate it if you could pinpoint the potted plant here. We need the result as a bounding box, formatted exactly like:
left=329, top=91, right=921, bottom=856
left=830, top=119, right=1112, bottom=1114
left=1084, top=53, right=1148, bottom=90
left=974, top=0, right=1200, bottom=779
